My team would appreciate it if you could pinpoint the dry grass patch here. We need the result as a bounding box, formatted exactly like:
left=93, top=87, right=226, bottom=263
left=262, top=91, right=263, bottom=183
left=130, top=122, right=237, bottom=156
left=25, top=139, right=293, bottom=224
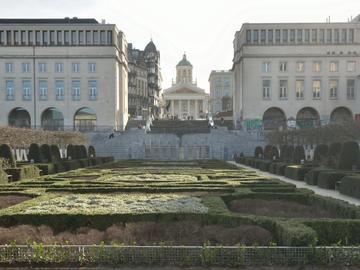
left=0, top=195, right=33, bottom=209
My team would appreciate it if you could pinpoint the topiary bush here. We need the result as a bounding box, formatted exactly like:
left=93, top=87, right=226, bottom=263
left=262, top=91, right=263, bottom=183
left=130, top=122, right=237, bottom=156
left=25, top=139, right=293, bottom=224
left=263, top=145, right=272, bottom=160
left=328, top=142, right=342, bottom=168
left=338, top=141, right=359, bottom=170
left=67, top=144, right=75, bottom=160
left=313, top=144, right=329, bottom=164
left=271, top=146, right=279, bottom=160
left=50, top=145, right=61, bottom=162
left=0, top=144, right=16, bottom=167
left=80, top=145, right=88, bottom=159
left=28, top=143, right=42, bottom=163
left=254, top=146, right=263, bottom=158
left=88, top=145, right=96, bottom=158
left=40, top=144, right=51, bottom=163
left=280, top=145, right=288, bottom=161
left=292, top=145, right=305, bottom=164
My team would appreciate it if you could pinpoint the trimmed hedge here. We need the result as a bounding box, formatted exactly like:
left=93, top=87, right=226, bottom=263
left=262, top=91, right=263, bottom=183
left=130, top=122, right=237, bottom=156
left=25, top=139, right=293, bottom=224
left=292, top=145, right=305, bottom=164
left=339, top=175, right=360, bottom=199
left=284, top=165, right=313, bottom=181
left=66, top=144, right=75, bottom=160
left=6, top=165, right=40, bottom=181
left=40, top=144, right=51, bottom=163
left=88, top=145, right=96, bottom=158
left=0, top=144, right=16, bottom=167
left=0, top=168, right=8, bottom=183
left=305, top=168, right=333, bottom=186
left=258, top=160, right=272, bottom=171
left=254, top=146, right=263, bottom=158
left=328, top=142, right=342, bottom=167
left=28, top=143, right=42, bottom=163
left=50, top=145, right=61, bottom=163
left=313, top=144, right=328, bottom=164
left=338, top=141, right=359, bottom=170
left=317, top=170, right=350, bottom=190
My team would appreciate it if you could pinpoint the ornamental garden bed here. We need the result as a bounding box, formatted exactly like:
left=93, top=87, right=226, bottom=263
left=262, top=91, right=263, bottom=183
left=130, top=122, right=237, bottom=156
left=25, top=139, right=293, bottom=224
left=0, top=195, right=34, bottom=209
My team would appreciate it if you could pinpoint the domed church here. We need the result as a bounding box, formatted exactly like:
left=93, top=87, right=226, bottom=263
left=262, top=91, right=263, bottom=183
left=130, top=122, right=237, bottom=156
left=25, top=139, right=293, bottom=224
left=162, top=54, right=209, bottom=120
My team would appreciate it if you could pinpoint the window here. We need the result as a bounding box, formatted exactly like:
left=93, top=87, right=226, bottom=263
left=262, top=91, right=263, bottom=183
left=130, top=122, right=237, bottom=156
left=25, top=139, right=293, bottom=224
left=253, top=30, right=259, bottom=43
left=296, top=62, right=305, bottom=72
left=22, top=63, right=30, bottom=73
left=329, top=61, right=338, bottom=72
left=347, top=79, right=355, bottom=99
left=347, top=61, right=356, bottom=72
left=88, top=63, right=96, bottom=73
left=86, top=31, right=91, bottom=44
left=107, top=31, right=113, bottom=44
left=79, top=31, right=84, bottom=44
left=55, top=63, right=64, bottom=73
left=275, top=29, right=280, bottom=43
left=268, top=29, right=273, bottom=43
left=246, top=30, right=251, bottom=42
left=35, top=31, right=41, bottom=45
left=282, top=29, right=288, bottom=43
left=71, top=31, right=77, bottom=44
left=279, top=80, right=287, bottom=99
left=93, top=31, right=99, bottom=44
left=14, top=31, right=20, bottom=45
left=57, top=31, right=62, bottom=44
left=349, top=29, right=354, bottom=43
left=39, top=80, right=48, bottom=100
left=100, top=31, right=106, bottom=44
left=38, top=62, right=47, bottom=73
left=313, top=61, right=321, bottom=72
left=326, top=29, right=332, bottom=43
left=72, top=63, right=80, bottom=73
left=72, top=80, right=81, bottom=100
left=279, top=62, right=287, bottom=72
left=341, top=29, right=347, bottom=43
left=297, top=29, right=303, bottom=42
left=312, top=80, right=321, bottom=99
left=5, top=63, right=13, bottom=73
left=262, top=62, right=271, bottom=73
left=50, top=31, right=55, bottom=45
left=55, top=80, right=64, bottom=100
left=329, top=79, right=338, bottom=99
left=305, top=29, right=310, bottom=43
left=260, top=30, right=266, bottom=43
left=334, top=29, right=339, bottom=43
left=89, top=80, right=97, bottom=100
left=28, top=31, right=33, bottom=45
left=6, top=80, right=14, bottom=100
left=319, top=29, right=325, bottom=43
left=64, top=31, right=70, bottom=44
left=290, top=29, right=295, bottom=42
left=22, top=80, right=31, bottom=100
left=43, top=31, right=48, bottom=45
left=311, top=29, right=317, bottom=43
left=21, top=31, right=26, bottom=45
left=262, top=80, right=271, bottom=99
left=296, top=80, right=304, bottom=99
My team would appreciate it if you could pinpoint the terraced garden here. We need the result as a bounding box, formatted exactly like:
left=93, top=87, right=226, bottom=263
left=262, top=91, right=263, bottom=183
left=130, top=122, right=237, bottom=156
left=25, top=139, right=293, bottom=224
left=0, top=159, right=359, bottom=266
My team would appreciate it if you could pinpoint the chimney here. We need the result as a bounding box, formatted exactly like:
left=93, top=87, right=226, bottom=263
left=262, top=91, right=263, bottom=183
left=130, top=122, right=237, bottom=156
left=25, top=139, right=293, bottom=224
left=101, top=19, right=106, bottom=24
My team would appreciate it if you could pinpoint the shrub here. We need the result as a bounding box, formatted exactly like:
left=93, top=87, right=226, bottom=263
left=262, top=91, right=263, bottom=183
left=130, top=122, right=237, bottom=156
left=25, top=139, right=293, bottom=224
left=328, top=142, right=342, bottom=167
left=0, top=144, right=16, bottom=167
left=292, top=145, right=305, bottom=164
left=271, top=146, right=279, bottom=160
left=74, top=145, right=82, bottom=159
left=88, top=145, right=96, bottom=158
left=28, top=143, right=42, bottom=163
left=6, top=165, right=40, bottom=181
left=80, top=145, right=88, bottom=159
left=280, top=145, right=294, bottom=162
left=280, top=145, right=288, bottom=161
left=40, top=144, right=51, bottom=163
left=339, top=175, right=360, bottom=199
left=284, top=165, right=313, bottom=181
left=338, top=141, right=359, bottom=170
left=67, top=144, right=75, bottom=160
left=50, top=145, right=61, bottom=163
left=254, top=146, right=263, bottom=158
left=263, top=145, right=273, bottom=160
left=317, top=171, right=349, bottom=190
left=313, top=144, right=329, bottom=164
left=305, top=168, right=333, bottom=186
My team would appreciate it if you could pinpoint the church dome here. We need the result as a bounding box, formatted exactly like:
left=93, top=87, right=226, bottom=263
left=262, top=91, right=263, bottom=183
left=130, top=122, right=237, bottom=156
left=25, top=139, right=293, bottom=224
left=144, top=40, right=157, bottom=52
left=177, top=54, right=192, bottom=67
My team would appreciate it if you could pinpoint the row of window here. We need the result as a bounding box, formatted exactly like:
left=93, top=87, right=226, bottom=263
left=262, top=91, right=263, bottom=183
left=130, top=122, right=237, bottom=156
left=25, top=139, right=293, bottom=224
left=262, top=60, right=356, bottom=73
left=246, top=28, right=355, bottom=44
left=0, top=30, right=113, bottom=46
left=3, top=79, right=98, bottom=101
left=3, top=62, right=96, bottom=73
left=262, top=79, right=356, bottom=100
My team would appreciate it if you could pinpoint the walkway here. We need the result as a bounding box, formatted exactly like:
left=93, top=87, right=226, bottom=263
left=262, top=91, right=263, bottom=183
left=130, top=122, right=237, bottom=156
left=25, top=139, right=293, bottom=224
left=228, top=161, right=360, bottom=206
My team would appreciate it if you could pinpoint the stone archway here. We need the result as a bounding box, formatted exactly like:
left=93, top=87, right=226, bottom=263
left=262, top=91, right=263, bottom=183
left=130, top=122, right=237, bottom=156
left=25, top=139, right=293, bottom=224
left=41, top=107, right=64, bottom=131
left=296, top=107, right=320, bottom=129
left=262, top=107, right=286, bottom=130
left=330, top=107, right=353, bottom=124
left=8, top=108, right=31, bottom=128
left=74, top=107, right=97, bottom=131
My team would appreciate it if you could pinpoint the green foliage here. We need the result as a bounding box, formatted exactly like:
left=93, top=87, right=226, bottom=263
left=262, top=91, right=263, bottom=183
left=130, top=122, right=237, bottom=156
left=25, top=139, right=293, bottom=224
left=0, top=144, right=16, bottom=168
left=6, top=165, right=40, bottom=181
left=263, top=145, right=273, bottom=160
left=50, top=145, right=61, bottom=163
left=305, top=168, right=333, bottom=186
left=254, top=146, right=263, bottom=158
left=292, top=145, right=305, bottom=164
left=28, top=143, right=42, bottom=163
left=274, top=220, right=317, bottom=246
left=317, top=170, right=349, bottom=190
left=328, top=142, right=342, bottom=167
left=66, top=144, right=75, bottom=160
left=88, top=145, right=96, bottom=158
left=313, top=144, right=329, bottom=164
left=284, top=165, right=313, bottom=181
left=339, top=175, right=360, bottom=199
left=40, top=144, right=51, bottom=163
left=338, top=141, right=359, bottom=170
left=80, top=145, right=88, bottom=159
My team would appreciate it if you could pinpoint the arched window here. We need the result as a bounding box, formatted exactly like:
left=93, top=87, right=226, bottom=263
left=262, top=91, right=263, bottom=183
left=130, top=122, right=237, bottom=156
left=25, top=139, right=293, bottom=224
left=74, top=107, right=97, bottom=131
left=8, top=108, right=31, bottom=128
left=41, top=108, right=64, bottom=130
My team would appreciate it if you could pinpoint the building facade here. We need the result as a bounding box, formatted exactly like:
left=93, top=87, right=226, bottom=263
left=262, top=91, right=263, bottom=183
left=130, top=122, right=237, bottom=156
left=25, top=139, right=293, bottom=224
left=209, top=70, right=234, bottom=117
left=127, top=43, right=149, bottom=119
left=0, top=18, right=128, bottom=131
left=163, top=54, right=209, bottom=119
left=232, top=15, right=360, bottom=130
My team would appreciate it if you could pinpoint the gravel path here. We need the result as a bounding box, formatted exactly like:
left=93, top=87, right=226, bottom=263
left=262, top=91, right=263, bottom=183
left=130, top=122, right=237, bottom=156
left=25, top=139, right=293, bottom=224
left=228, top=161, right=360, bottom=206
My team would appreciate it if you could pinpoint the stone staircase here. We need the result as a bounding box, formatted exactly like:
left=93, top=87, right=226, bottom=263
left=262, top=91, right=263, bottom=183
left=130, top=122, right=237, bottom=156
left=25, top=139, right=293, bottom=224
left=149, top=120, right=210, bottom=135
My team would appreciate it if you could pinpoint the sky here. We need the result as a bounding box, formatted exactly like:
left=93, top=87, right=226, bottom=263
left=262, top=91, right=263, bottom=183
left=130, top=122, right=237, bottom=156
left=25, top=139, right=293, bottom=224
left=0, top=0, right=360, bottom=91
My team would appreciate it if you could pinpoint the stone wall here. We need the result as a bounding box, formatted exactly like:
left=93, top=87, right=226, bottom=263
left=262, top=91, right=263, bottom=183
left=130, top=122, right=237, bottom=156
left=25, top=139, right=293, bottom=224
left=88, top=127, right=265, bottom=160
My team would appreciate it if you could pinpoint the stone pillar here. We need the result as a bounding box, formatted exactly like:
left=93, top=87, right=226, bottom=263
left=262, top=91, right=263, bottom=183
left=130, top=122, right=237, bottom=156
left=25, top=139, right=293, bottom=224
left=187, top=100, right=190, bottom=118
left=195, top=99, right=198, bottom=119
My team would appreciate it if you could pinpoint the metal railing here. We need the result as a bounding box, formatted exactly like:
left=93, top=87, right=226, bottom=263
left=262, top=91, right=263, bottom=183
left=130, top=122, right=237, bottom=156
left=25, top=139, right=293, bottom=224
left=0, top=245, right=359, bottom=266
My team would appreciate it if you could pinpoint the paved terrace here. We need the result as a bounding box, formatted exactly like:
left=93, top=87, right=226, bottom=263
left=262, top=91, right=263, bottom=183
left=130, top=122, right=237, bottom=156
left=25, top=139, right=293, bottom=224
left=228, top=161, right=360, bottom=206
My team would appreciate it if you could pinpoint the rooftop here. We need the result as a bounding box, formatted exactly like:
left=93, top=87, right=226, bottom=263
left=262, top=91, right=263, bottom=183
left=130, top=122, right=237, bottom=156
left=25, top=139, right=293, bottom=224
left=0, top=18, right=99, bottom=24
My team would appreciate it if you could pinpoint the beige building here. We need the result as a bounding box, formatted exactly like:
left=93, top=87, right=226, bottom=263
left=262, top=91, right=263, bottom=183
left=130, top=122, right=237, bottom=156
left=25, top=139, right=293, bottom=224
left=209, top=70, right=234, bottom=117
left=0, top=18, right=128, bottom=131
left=162, top=54, right=209, bottom=119
left=232, top=15, right=360, bottom=130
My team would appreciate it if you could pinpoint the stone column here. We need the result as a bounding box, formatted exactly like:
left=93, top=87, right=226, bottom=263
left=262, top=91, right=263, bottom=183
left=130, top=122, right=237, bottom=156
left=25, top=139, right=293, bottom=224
left=195, top=99, right=198, bottom=119
left=187, top=100, right=190, bottom=118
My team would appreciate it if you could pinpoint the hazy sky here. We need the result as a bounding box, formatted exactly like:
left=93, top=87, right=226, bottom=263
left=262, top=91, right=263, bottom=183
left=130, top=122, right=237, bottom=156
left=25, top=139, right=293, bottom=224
left=1, top=0, right=360, bottom=91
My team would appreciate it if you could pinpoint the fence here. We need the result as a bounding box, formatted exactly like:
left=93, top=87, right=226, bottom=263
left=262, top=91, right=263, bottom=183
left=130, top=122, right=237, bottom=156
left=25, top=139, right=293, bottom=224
left=0, top=245, right=360, bottom=266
